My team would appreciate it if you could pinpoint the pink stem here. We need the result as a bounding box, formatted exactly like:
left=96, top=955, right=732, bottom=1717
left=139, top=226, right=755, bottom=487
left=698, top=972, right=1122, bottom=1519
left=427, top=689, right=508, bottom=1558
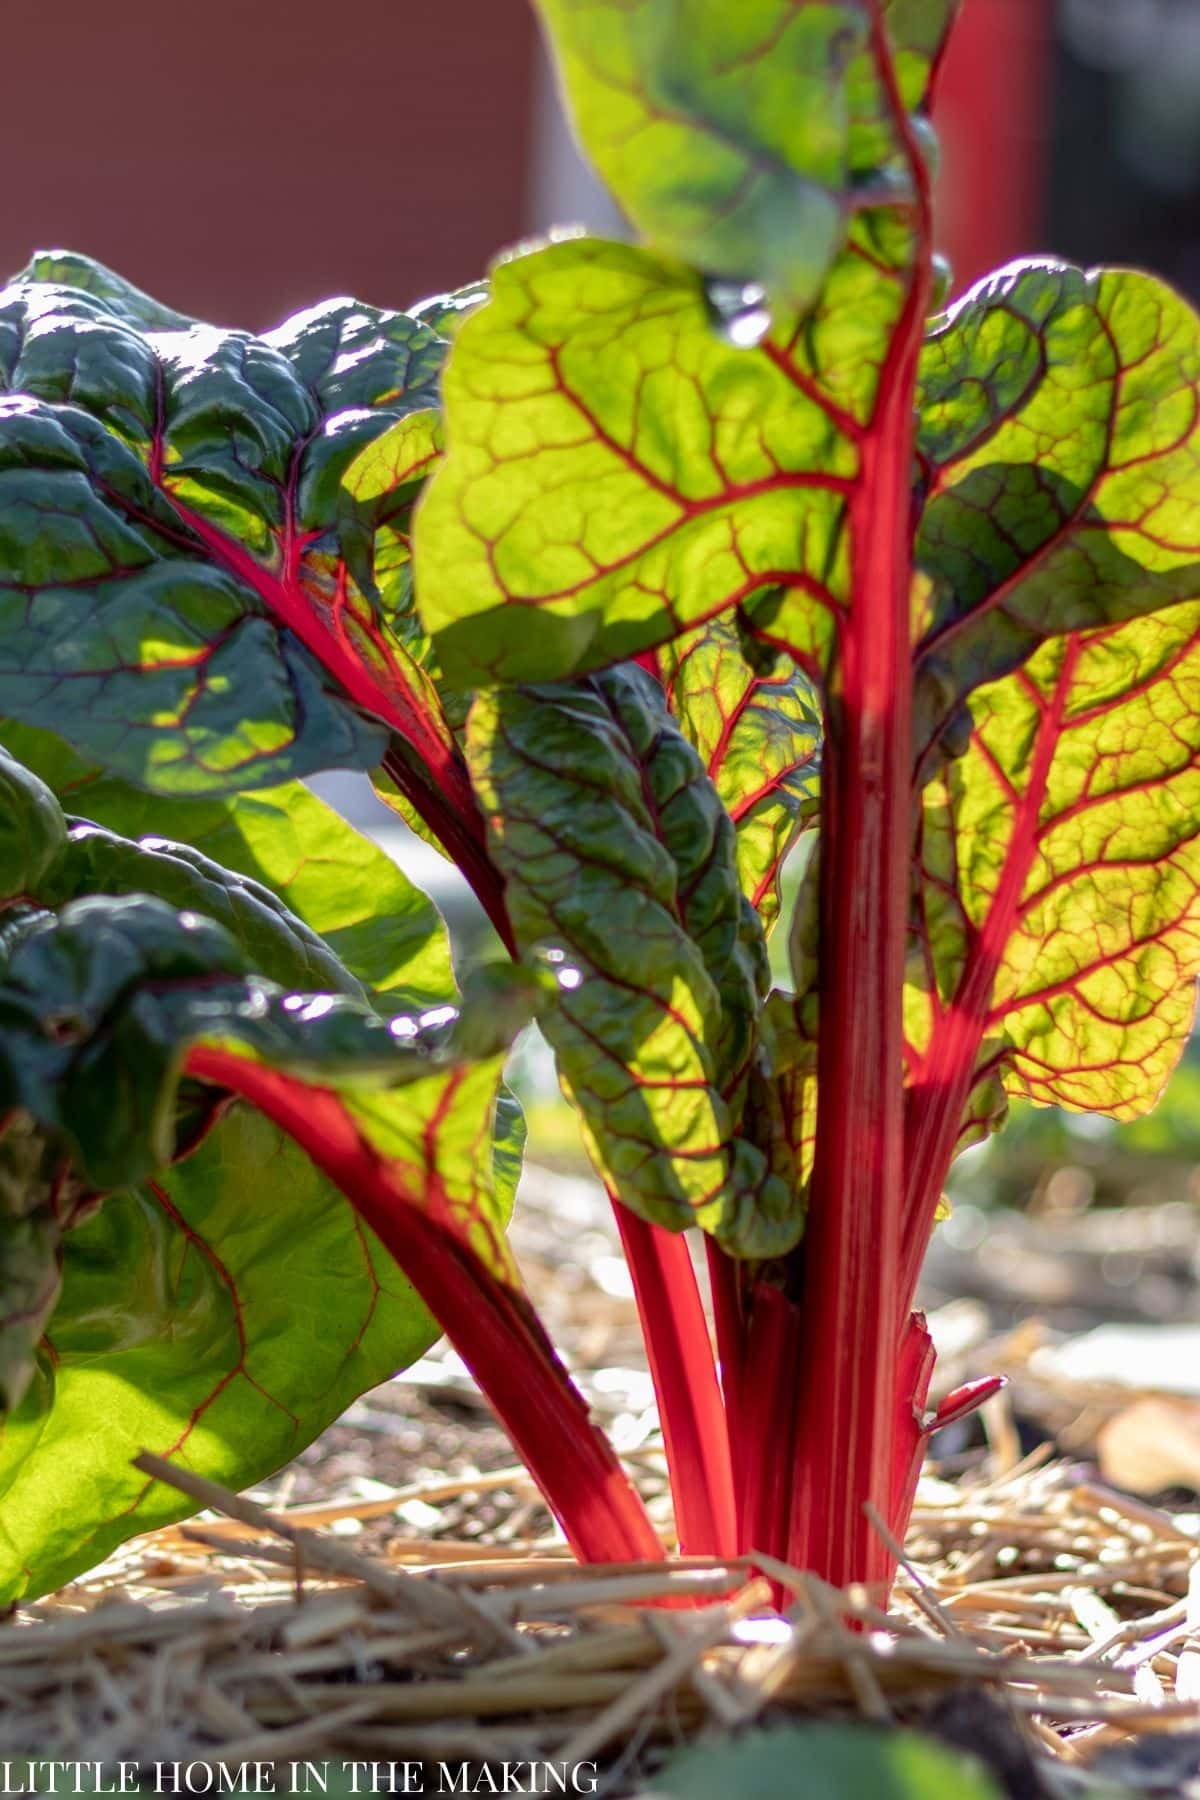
left=613, top=1204, right=737, bottom=1558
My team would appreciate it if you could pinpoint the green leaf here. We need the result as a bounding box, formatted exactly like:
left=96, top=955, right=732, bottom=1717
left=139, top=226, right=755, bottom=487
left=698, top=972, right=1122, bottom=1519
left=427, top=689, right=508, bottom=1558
left=0, top=868, right=529, bottom=1598
left=531, top=0, right=866, bottom=310
left=465, top=664, right=798, bottom=1256
left=913, top=263, right=1200, bottom=764
left=0, top=757, right=529, bottom=1598
left=657, top=618, right=820, bottom=931
left=0, top=888, right=523, bottom=1193
left=0, top=1112, right=83, bottom=1414
left=529, top=1, right=943, bottom=314
left=417, top=236, right=861, bottom=687
left=1, top=720, right=455, bottom=1006
left=0, top=744, right=68, bottom=899
left=0, top=255, right=458, bottom=800
left=0, top=1104, right=439, bottom=1602
left=909, top=604, right=1200, bottom=1163
left=409, top=279, right=489, bottom=339
left=881, top=1, right=959, bottom=106
left=10, top=249, right=197, bottom=330
left=649, top=1724, right=1002, bottom=1800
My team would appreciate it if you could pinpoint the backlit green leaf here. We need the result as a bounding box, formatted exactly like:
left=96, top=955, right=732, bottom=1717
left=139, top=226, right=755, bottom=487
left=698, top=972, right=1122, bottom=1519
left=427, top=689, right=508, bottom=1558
left=913, top=262, right=1200, bottom=764
left=0, top=763, right=527, bottom=1599
left=908, top=605, right=1200, bottom=1171
left=530, top=1, right=938, bottom=313
left=418, top=236, right=860, bottom=687
left=531, top=0, right=870, bottom=310
left=657, top=618, right=820, bottom=931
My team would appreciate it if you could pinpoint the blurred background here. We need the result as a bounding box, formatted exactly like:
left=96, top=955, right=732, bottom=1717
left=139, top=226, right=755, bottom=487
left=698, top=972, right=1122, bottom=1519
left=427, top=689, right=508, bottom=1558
left=5, top=0, right=1200, bottom=1479
left=4, top=0, right=1198, bottom=327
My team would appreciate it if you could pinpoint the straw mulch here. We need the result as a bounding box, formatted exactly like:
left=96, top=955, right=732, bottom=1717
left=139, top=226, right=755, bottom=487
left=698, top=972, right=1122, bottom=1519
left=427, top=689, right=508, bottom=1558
left=3, top=1439, right=1198, bottom=1790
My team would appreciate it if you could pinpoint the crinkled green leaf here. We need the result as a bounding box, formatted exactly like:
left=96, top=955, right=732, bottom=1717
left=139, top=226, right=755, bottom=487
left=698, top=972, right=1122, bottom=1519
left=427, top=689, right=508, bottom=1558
left=908, top=606, right=1200, bottom=1164
left=10, top=249, right=197, bottom=331
left=657, top=618, right=820, bottom=931
left=1, top=720, right=454, bottom=1006
left=0, top=892, right=524, bottom=1193
left=0, top=1112, right=84, bottom=1414
left=529, top=0, right=938, bottom=313
left=418, top=236, right=863, bottom=686
left=913, top=262, right=1200, bottom=764
left=409, top=279, right=489, bottom=339
left=465, top=664, right=798, bottom=1255
left=0, top=254, right=463, bottom=802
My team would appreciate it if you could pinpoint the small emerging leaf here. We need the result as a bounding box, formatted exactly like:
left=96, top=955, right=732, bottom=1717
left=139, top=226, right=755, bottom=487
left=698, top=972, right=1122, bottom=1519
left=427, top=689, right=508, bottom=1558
left=657, top=617, right=820, bottom=932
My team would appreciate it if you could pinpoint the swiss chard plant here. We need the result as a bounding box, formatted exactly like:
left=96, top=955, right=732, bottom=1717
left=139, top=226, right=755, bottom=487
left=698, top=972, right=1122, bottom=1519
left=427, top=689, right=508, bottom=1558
left=1, top=0, right=1200, bottom=1604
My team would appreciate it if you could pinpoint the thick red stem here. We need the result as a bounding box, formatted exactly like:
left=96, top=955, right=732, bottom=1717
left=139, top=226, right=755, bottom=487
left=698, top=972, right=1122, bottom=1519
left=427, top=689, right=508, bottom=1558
left=613, top=1205, right=737, bottom=1558
left=786, top=362, right=917, bottom=1591
left=704, top=1238, right=745, bottom=1462
left=736, top=1285, right=803, bottom=1599
left=779, top=11, right=934, bottom=1594
left=185, top=1048, right=663, bottom=1566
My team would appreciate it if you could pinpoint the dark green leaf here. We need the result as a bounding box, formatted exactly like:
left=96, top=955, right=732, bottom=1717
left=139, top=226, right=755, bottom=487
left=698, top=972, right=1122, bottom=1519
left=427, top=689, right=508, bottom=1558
left=465, top=664, right=798, bottom=1255
left=0, top=746, right=67, bottom=899
left=2, top=720, right=455, bottom=1006
left=409, top=279, right=489, bottom=338
left=0, top=256, right=456, bottom=799
left=10, top=249, right=197, bottom=330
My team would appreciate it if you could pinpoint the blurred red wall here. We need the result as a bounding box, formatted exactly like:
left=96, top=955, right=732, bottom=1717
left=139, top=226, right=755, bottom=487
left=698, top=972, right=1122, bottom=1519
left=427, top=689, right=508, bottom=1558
left=2, top=0, right=1052, bottom=329
left=1, top=0, right=536, bottom=330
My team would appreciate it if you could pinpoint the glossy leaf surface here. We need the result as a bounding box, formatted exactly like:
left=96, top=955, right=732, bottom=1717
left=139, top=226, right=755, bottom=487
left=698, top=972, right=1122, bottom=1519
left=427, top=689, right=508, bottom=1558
left=0, top=255, right=474, bottom=833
